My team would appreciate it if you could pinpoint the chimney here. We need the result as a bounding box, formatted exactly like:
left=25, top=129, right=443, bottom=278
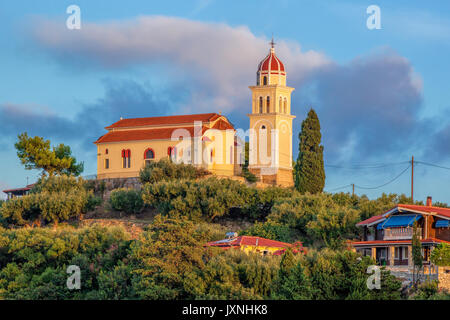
left=426, top=196, right=432, bottom=207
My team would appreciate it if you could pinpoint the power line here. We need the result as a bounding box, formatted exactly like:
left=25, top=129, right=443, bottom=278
left=354, top=164, right=411, bottom=190
left=323, top=159, right=450, bottom=195
left=324, top=184, right=352, bottom=192
left=415, top=161, right=450, bottom=170
left=325, top=164, right=411, bottom=193
left=325, top=161, right=410, bottom=169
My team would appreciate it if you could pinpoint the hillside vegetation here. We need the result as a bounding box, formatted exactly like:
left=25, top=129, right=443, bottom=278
left=1, top=159, right=448, bottom=300
left=0, top=218, right=404, bottom=300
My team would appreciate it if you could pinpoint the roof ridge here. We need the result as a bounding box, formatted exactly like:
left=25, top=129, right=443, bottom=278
left=105, top=113, right=221, bottom=129
left=116, top=112, right=218, bottom=122
left=399, top=203, right=450, bottom=209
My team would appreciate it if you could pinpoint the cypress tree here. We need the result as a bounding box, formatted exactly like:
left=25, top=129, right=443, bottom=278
left=294, top=108, right=325, bottom=193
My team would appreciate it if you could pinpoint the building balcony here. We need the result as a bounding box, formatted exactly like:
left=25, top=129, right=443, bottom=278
left=383, top=227, right=422, bottom=241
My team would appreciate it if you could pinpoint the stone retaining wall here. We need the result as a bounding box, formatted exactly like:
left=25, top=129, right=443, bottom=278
left=438, top=266, right=450, bottom=291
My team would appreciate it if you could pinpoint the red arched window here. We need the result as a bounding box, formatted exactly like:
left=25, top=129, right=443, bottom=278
left=144, top=148, right=155, bottom=165
left=122, top=149, right=131, bottom=168
left=167, top=146, right=178, bottom=161
left=145, top=148, right=155, bottom=159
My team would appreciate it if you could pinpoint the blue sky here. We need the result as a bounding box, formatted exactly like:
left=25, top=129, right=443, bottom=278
left=1, top=0, right=450, bottom=203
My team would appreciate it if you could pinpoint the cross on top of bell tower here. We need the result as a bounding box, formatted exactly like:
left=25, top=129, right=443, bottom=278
left=270, top=36, right=276, bottom=49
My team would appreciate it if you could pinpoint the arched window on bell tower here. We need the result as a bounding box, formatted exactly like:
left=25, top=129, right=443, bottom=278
left=279, top=97, right=282, bottom=113
left=259, top=97, right=263, bottom=113
left=284, top=98, right=287, bottom=114
left=266, top=96, right=270, bottom=113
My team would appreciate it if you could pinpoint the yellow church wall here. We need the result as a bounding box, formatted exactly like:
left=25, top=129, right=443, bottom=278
left=276, top=115, right=294, bottom=169
left=96, top=139, right=179, bottom=179
left=96, top=129, right=239, bottom=180
left=203, top=128, right=242, bottom=177
left=240, top=245, right=287, bottom=255
left=250, top=86, right=293, bottom=115
left=269, top=73, right=286, bottom=86
left=258, top=72, right=286, bottom=86
left=248, top=112, right=294, bottom=169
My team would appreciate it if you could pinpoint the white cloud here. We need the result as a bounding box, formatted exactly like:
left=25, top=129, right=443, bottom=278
left=31, top=15, right=331, bottom=112
left=27, top=15, right=429, bottom=162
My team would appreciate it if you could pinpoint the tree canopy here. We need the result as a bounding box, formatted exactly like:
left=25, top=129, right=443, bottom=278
left=15, top=132, right=84, bottom=177
left=431, top=243, right=450, bottom=266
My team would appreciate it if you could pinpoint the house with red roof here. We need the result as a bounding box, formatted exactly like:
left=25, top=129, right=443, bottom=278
left=205, top=235, right=304, bottom=256
left=352, top=196, right=450, bottom=267
left=3, top=183, right=35, bottom=200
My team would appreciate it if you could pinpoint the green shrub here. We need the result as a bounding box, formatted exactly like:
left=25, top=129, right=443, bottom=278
left=142, top=177, right=251, bottom=221
left=85, top=194, right=103, bottom=212
left=31, top=175, right=86, bottom=194
left=293, top=248, right=401, bottom=300
left=139, top=158, right=209, bottom=184
left=1, top=189, right=94, bottom=225
left=0, top=200, right=6, bottom=227
left=431, top=243, right=450, bottom=266
left=109, top=188, right=144, bottom=214
left=267, top=192, right=360, bottom=248
left=0, top=176, right=100, bottom=225
left=242, top=187, right=292, bottom=220
left=241, top=168, right=258, bottom=183
left=410, top=280, right=439, bottom=300
left=0, top=224, right=134, bottom=299
left=142, top=177, right=292, bottom=222
left=240, top=221, right=299, bottom=243
left=129, top=215, right=216, bottom=299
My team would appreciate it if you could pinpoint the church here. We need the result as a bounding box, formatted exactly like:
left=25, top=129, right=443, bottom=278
left=95, top=41, right=295, bottom=187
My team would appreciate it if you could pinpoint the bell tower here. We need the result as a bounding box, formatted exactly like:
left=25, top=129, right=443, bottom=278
left=248, top=39, right=295, bottom=187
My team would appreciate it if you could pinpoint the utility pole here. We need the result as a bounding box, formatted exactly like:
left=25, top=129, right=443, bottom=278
left=352, top=183, right=355, bottom=197
left=411, top=155, right=414, bottom=202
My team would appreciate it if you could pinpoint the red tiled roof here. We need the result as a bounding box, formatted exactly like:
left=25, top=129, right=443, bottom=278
left=3, top=183, right=35, bottom=194
left=95, top=126, right=209, bottom=144
left=397, top=204, right=450, bottom=218
left=356, top=215, right=384, bottom=226
left=206, top=236, right=293, bottom=249
left=105, top=113, right=221, bottom=129
left=212, top=119, right=234, bottom=130
left=96, top=116, right=235, bottom=144
left=356, top=204, right=450, bottom=227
